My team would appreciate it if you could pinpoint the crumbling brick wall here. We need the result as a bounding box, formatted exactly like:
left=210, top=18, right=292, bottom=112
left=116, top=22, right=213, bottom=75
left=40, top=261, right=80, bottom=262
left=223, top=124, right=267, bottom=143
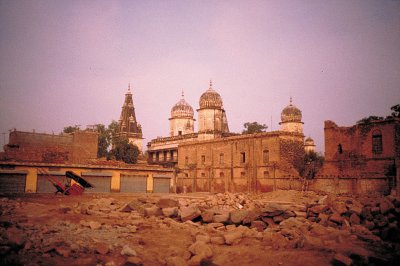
left=2, top=130, right=98, bottom=164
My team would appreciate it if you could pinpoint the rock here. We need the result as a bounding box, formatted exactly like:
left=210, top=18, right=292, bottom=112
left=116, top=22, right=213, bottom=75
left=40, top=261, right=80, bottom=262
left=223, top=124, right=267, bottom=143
left=180, top=206, right=201, bottom=222
left=261, top=217, right=277, bottom=228
left=282, top=211, right=296, bottom=219
left=332, top=253, right=353, bottom=266
left=273, top=215, right=285, bottom=223
left=195, top=234, right=211, bottom=243
left=162, top=207, right=178, bottom=217
left=371, top=207, right=380, bottom=215
left=88, top=221, right=102, bottom=230
left=212, top=211, right=230, bottom=223
left=55, top=246, right=71, bottom=257
left=95, top=243, right=109, bottom=255
left=374, top=214, right=388, bottom=228
left=224, top=231, right=243, bottom=245
left=360, top=207, right=373, bottom=220
left=263, top=231, right=289, bottom=249
left=329, top=212, right=343, bottom=224
left=230, top=209, right=249, bottom=224
left=188, top=241, right=213, bottom=258
left=201, top=210, right=214, bottom=223
left=5, top=227, right=26, bottom=248
left=379, top=199, right=395, bottom=214
left=318, top=213, right=329, bottom=225
left=261, top=203, right=285, bottom=217
left=121, top=245, right=137, bottom=256
left=250, top=221, right=267, bottom=232
left=349, top=213, right=360, bottom=225
left=303, top=235, right=325, bottom=250
left=331, top=201, right=347, bottom=215
left=310, top=223, right=329, bottom=236
left=242, top=209, right=260, bottom=224
left=207, top=222, right=224, bottom=228
left=144, top=205, right=162, bottom=217
left=309, top=204, right=328, bottom=214
left=294, top=211, right=307, bottom=218
left=210, top=236, right=225, bottom=245
left=347, top=200, right=363, bottom=216
left=318, top=195, right=329, bottom=205
left=363, top=220, right=375, bottom=230
left=124, top=256, right=143, bottom=266
left=157, top=197, right=179, bottom=208
left=166, top=256, right=188, bottom=266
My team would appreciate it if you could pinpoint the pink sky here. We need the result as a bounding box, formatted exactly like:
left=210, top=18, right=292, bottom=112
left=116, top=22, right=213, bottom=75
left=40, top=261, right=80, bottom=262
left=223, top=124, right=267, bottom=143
left=1, top=0, right=399, bottom=152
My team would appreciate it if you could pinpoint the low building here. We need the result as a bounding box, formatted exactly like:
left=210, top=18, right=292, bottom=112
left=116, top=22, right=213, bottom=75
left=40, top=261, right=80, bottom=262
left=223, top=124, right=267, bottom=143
left=0, top=161, right=173, bottom=194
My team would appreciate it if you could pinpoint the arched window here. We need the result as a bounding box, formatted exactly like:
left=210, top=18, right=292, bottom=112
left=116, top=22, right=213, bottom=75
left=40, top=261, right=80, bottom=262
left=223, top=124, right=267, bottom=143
left=219, top=172, right=225, bottom=178
left=372, top=129, right=383, bottom=154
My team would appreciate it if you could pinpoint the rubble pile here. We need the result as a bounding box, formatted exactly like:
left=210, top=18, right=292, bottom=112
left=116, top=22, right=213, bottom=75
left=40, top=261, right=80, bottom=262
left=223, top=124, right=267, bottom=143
left=0, top=192, right=399, bottom=266
left=305, top=194, right=400, bottom=243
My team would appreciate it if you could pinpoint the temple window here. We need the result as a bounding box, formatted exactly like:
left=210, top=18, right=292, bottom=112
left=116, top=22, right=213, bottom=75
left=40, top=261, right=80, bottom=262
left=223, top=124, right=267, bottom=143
left=263, top=150, right=269, bottom=163
left=219, top=153, right=224, bottom=165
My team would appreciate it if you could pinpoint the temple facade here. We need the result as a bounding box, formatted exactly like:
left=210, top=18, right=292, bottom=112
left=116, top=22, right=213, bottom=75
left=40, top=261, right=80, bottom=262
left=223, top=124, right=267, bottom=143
left=147, top=81, right=308, bottom=192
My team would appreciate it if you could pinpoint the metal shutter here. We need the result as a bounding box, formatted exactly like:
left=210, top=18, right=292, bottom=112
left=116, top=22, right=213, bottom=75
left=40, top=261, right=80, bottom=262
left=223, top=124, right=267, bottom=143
left=153, top=177, right=171, bottom=193
left=0, top=174, right=26, bottom=193
left=36, top=175, right=67, bottom=193
left=82, top=176, right=111, bottom=193
left=120, top=175, right=147, bottom=193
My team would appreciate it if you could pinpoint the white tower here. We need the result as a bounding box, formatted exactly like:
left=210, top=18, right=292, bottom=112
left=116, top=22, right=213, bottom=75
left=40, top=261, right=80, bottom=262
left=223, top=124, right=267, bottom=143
left=279, top=97, right=304, bottom=134
left=197, top=80, right=229, bottom=141
left=169, top=91, right=195, bottom=137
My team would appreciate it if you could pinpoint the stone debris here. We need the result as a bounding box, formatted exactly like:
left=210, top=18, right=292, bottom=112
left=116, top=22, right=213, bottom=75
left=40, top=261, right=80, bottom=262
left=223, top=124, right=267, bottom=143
left=1, top=191, right=399, bottom=265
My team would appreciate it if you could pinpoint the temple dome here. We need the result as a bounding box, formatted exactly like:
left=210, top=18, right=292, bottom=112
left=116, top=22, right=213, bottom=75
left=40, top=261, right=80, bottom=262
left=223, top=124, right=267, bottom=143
left=171, top=95, right=194, bottom=118
left=305, top=137, right=314, bottom=145
left=199, top=81, right=223, bottom=109
left=281, top=98, right=302, bottom=123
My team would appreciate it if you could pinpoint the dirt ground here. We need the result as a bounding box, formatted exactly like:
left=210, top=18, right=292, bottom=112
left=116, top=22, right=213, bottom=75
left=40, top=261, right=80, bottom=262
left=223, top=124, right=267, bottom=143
left=0, top=191, right=399, bottom=266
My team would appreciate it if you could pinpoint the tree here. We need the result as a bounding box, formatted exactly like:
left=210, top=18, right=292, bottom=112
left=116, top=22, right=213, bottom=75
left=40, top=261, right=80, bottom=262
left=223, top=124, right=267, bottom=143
left=356, top=116, right=384, bottom=124
left=294, top=151, right=324, bottom=178
left=108, top=120, right=119, bottom=146
left=94, top=124, right=109, bottom=158
left=390, top=104, right=400, bottom=118
left=242, top=122, right=268, bottom=134
left=63, top=125, right=80, bottom=133
left=109, top=137, right=139, bottom=164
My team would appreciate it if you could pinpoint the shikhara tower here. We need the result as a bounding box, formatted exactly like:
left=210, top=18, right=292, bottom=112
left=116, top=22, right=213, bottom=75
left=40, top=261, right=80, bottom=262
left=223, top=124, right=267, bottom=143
left=116, top=83, right=143, bottom=152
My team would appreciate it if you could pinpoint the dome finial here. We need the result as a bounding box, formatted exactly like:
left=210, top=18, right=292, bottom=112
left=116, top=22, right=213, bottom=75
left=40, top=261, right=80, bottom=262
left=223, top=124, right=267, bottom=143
left=290, top=96, right=292, bottom=105
left=209, top=79, right=213, bottom=89
left=181, top=90, right=184, bottom=99
left=128, top=82, right=131, bottom=92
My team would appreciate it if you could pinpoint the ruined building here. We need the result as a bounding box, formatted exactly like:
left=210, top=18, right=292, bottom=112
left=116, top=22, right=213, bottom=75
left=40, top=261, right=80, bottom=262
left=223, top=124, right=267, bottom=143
left=116, top=84, right=143, bottom=153
left=317, top=118, right=400, bottom=195
left=148, top=81, right=306, bottom=192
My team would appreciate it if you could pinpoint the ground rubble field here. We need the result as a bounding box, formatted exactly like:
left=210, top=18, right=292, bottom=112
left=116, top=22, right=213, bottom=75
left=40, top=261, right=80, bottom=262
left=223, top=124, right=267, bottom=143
left=1, top=190, right=400, bottom=266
